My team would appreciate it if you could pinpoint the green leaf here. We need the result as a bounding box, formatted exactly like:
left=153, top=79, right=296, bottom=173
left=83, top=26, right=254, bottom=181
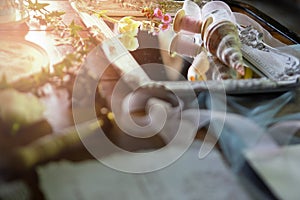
left=47, top=11, right=65, bottom=18
left=53, top=62, right=66, bottom=77
left=27, top=0, right=49, bottom=11
left=0, top=75, right=9, bottom=89
left=69, top=20, right=83, bottom=37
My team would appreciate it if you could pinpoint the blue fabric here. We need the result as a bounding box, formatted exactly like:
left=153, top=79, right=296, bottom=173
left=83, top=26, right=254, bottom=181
left=197, top=88, right=300, bottom=200
left=203, top=91, right=296, bottom=127
left=196, top=40, right=300, bottom=200
left=197, top=88, right=300, bottom=172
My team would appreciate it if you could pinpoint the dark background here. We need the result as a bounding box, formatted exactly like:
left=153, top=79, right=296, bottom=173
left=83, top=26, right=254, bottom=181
left=238, top=0, right=300, bottom=35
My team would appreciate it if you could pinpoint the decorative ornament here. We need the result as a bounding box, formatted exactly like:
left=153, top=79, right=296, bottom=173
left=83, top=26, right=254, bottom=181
left=173, top=1, right=246, bottom=77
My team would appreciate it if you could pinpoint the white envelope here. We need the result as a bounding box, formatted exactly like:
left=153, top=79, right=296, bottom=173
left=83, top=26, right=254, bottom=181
left=245, top=144, right=300, bottom=200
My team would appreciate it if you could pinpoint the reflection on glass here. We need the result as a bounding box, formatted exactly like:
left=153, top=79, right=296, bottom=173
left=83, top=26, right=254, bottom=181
left=0, top=0, right=28, bottom=24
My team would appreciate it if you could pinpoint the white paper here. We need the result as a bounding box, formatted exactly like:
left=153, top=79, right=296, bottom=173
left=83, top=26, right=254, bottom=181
left=38, top=141, right=251, bottom=200
left=245, top=144, right=300, bottom=200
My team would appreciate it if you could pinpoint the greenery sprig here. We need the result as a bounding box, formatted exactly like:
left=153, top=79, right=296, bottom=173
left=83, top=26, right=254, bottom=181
left=0, top=1, right=111, bottom=134
left=0, top=0, right=103, bottom=96
left=0, top=0, right=181, bottom=94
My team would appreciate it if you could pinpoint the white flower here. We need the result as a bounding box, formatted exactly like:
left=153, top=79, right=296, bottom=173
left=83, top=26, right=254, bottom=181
left=117, top=17, right=141, bottom=36
left=119, top=33, right=139, bottom=51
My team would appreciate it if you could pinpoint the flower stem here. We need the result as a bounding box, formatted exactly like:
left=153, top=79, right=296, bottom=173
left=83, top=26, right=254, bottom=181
left=100, top=14, right=119, bottom=24
left=87, top=8, right=119, bottom=24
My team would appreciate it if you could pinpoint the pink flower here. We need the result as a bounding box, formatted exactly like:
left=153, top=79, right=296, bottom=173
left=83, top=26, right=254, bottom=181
left=153, top=8, right=163, bottom=19
left=161, top=13, right=172, bottom=24
left=159, top=23, right=170, bottom=31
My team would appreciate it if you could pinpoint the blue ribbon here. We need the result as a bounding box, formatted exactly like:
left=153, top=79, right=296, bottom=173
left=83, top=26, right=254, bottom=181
left=198, top=89, right=300, bottom=171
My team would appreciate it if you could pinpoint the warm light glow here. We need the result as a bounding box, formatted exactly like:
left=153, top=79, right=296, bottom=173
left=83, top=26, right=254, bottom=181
left=25, top=31, right=61, bottom=73
left=0, top=37, right=49, bottom=82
